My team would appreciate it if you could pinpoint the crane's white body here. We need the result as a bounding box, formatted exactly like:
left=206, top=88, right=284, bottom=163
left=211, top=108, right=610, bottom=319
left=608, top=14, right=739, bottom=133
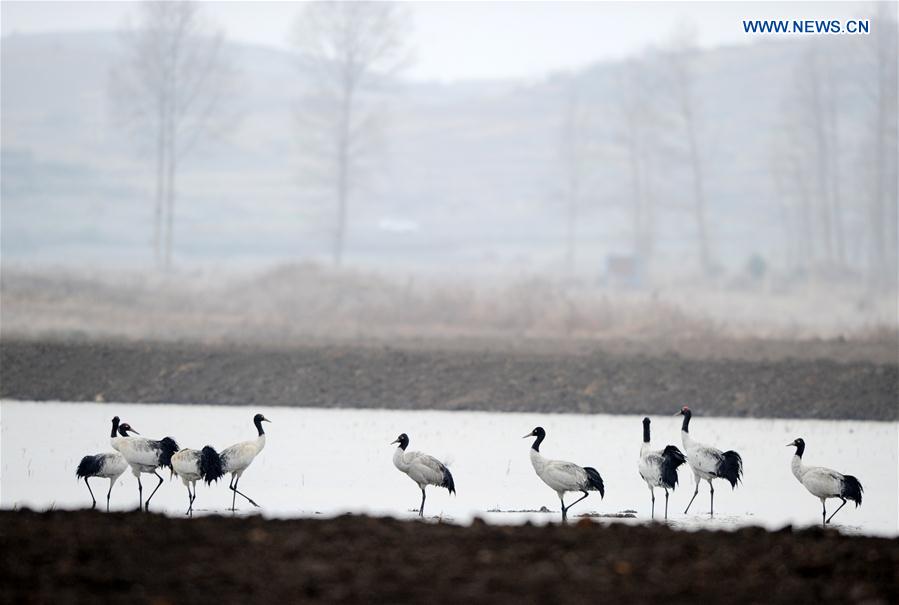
left=530, top=448, right=591, bottom=497
left=221, top=434, right=265, bottom=480
left=172, top=449, right=204, bottom=486
left=638, top=443, right=667, bottom=488
left=791, top=456, right=847, bottom=501
left=393, top=447, right=449, bottom=490
left=91, top=453, right=129, bottom=479
left=111, top=435, right=166, bottom=475
left=680, top=430, right=722, bottom=481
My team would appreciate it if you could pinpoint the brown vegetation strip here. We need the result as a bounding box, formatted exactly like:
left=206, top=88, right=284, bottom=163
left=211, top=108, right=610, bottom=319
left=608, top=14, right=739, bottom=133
left=1, top=511, right=897, bottom=604
left=1, top=339, right=897, bottom=420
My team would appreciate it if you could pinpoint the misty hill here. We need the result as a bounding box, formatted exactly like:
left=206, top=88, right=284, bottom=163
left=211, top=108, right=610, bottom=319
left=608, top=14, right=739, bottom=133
left=0, top=31, right=877, bottom=278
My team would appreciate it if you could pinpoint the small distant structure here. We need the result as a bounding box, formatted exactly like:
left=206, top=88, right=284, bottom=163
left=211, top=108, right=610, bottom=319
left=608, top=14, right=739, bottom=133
left=604, top=254, right=644, bottom=288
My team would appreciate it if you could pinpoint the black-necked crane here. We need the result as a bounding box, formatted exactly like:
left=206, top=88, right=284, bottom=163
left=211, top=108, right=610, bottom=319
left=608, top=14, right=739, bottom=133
left=75, top=418, right=131, bottom=511
left=787, top=437, right=863, bottom=526
left=676, top=406, right=743, bottom=516
left=171, top=446, right=225, bottom=516
left=109, top=416, right=179, bottom=511
left=220, top=413, right=270, bottom=511
left=390, top=433, right=456, bottom=518
left=638, top=417, right=687, bottom=520
left=524, top=426, right=605, bottom=523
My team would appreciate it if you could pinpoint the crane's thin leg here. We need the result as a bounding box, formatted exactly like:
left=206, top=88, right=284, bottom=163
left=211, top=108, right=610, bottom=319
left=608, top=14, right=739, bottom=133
left=106, top=478, right=114, bottom=512
left=708, top=480, right=715, bottom=517
left=559, top=494, right=567, bottom=523
left=821, top=500, right=826, bottom=526
left=229, top=475, right=237, bottom=512
left=231, top=476, right=260, bottom=508
left=826, top=498, right=847, bottom=524
left=664, top=489, right=670, bottom=520
left=145, top=471, right=164, bottom=511
left=84, top=478, right=96, bottom=510
left=650, top=487, right=655, bottom=520
left=137, top=475, right=143, bottom=511
left=185, top=484, right=193, bottom=516
left=563, top=490, right=590, bottom=521
left=419, top=488, right=426, bottom=518
left=684, top=482, right=700, bottom=514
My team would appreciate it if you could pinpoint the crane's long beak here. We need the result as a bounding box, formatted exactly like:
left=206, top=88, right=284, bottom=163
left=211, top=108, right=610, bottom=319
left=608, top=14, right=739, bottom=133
left=130, top=429, right=141, bottom=435
left=786, top=443, right=794, bottom=446
left=263, top=418, right=272, bottom=423
left=521, top=433, right=531, bottom=439
left=390, top=439, right=399, bottom=445
left=673, top=411, right=682, bottom=416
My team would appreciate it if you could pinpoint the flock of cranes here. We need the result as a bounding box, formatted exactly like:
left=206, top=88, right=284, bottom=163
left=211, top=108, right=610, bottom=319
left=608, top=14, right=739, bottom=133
left=77, top=414, right=269, bottom=515
left=77, top=406, right=864, bottom=526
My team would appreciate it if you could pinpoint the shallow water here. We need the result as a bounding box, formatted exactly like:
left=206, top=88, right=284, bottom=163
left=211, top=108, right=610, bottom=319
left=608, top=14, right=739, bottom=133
left=1, top=401, right=896, bottom=536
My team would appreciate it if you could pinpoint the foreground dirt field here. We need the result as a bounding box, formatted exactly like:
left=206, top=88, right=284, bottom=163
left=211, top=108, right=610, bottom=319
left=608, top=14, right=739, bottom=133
left=1, top=511, right=896, bottom=604
left=1, top=338, right=896, bottom=419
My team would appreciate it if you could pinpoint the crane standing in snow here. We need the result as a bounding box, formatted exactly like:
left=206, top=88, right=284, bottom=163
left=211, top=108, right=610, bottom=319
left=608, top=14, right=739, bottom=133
left=787, top=437, right=863, bottom=526
left=524, top=426, right=605, bottom=523
left=638, top=417, right=687, bottom=520
left=220, top=413, right=271, bottom=511
left=676, top=406, right=743, bottom=516
left=171, top=445, right=225, bottom=516
left=110, top=416, right=179, bottom=511
left=75, top=418, right=133, bottom=511
left=391, top=433, right=456, bottom=518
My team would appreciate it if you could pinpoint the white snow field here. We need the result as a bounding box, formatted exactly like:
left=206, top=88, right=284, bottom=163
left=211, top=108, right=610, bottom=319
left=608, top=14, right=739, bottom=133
left=1, top=401, right=896, bottom=536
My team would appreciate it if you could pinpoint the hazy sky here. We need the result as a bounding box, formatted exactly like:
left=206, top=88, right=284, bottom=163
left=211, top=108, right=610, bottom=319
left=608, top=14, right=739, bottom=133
left=0, top=1, right=874, bottom=81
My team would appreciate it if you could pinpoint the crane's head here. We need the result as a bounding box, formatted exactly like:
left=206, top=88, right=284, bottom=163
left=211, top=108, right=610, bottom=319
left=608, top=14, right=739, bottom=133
left=390, top=433, right=409, bottom=450
left=522, top=427, right=546, bottom=439
left=119, top=423, right=139, bottom=436
left=254, top=413, right=271, bottom=424
left=787, top=437, right=805, bottom=448
left=642, top=417, right=651, bottom=426
left=675, top=405, right=691, bottom=417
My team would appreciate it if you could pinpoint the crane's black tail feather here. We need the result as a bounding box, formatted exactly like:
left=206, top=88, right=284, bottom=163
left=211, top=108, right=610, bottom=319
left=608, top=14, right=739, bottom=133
left=841, top=475, right=863, bottom=506
left=199, top=446, right=225, bottom=485
left=76, top=455, right=102, bottom=478
left=583, top=467, right=605, bottom=498
left=157, top=437, right=180, bottom=470
left=440, top=465, right=456, bottom=495
left=717, top=450, right=743, bottom=489
left=660, top=445, right=687, bottom=489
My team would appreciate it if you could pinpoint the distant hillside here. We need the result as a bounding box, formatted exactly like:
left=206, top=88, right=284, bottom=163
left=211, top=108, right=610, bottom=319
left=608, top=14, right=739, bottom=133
left=0, top=31, right=878, bottom=278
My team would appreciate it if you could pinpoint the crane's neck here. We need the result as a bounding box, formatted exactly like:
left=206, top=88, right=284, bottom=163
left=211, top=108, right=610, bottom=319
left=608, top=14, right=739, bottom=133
left=110, top=417, right=120, bottom=438
left=791, top=454, right=804, bottom=480
left=529, top=447, right=546, bottom=473
left=531, top=433, right=545, bottom=452
left=393, top=446, right=409, bottom=471
left=254, top=417, right=265, bottom=436
left=643, top=422, right=651, bottom=444
left=681, top=412, right=691, bottom=434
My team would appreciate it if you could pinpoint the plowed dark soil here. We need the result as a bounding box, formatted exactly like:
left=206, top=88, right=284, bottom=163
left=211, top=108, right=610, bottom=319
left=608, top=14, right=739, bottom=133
left=1, top=339, right=896, bottom=419
left=1, top=511, right=896, bottom=604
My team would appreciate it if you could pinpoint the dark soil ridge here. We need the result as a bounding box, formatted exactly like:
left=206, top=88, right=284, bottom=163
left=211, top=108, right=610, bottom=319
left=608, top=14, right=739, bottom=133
left=1, top=510, right=896, bottom=604
left=2, top=339, right=897, bottom=420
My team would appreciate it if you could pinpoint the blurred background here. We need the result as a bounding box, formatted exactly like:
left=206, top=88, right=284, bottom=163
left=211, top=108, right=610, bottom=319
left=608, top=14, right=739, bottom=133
left=2, top=0, right=897, bottom=343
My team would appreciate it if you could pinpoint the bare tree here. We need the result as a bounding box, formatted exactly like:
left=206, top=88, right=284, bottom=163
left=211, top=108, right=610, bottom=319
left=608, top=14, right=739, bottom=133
left=557, top=84, right=593, bottom=277
left=613, top=57, right=661, bottom=278
left=292, top=1, right=411, bottom=266
left=664, top=24, right=714, bottom=276
left=110, top=1, right=233, bottom=270
left=858, top=4, right=898, bottom=289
